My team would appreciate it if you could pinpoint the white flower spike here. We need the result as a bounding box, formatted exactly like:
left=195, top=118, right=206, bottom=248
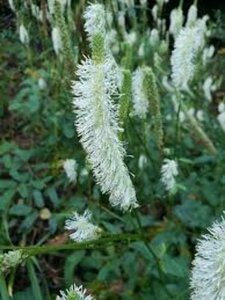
left=65, top=210, right=102, bottom=242
left=52, top=27, right=62, bottom=56
left=191, top=214, right=225, bottom=300
left=169, top=8, right=183, bottom=38
left=161, top=159, right=178, bottom=192
left=132, top=68, right=149, bottom=118
left=19, top=24, right=29, bottom=45
left=63, top=159, right=77, bottom=183
left=56, top=283, right=94, bottom=300
left=72, top=3, right=138, bottom=211
left=171, top=21, right=206, bottom=89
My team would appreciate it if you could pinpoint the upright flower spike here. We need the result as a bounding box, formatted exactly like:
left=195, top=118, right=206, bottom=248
left=190, top=214, right=225, bottom=299
left=63, top=159, right=77, bottom=183
left=72, top=4, right=138, bottom=211
left=171, top=22, right=206, bottom=89
left=119, top=69, right=132, bottom=139
left=143, top=67, right=164, bottom=153
left=186, top=4, right=198, bottom=27
left=56, top=283, right=95, bottom=300
left=132, top=68, right=149, bottom=119
left=161, top=159, right=178, bottom=192
left=19, top=24, right=29, bottom=45
left=54, top=0, right=74, bottom=75
left=169, top=7, right=183, bottom=38
left=51, top=27, right=62, bottom=56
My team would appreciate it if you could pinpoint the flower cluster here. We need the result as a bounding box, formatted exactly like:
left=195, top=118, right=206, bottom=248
left=0, top=250, right=27, bottom=273
left=191, top=214, right=225, bottom=299
left=56, top=283, right=94, bottom=300
left=65, top=210, right=102, bottom=242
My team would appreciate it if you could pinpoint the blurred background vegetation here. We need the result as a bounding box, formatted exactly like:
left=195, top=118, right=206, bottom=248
left=1, top=0, right=225, bottom=299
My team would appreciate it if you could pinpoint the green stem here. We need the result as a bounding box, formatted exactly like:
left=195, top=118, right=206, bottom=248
left=134, top=212, right=173, bottom=299
left=26, top=258, right=43, bottom=300
left=174, top=102, right=181, bottom=157
left=0, top=233, right=143, bottom=256
left=0, top=273, right=10, bottom=300
left=180, top=100, right=217, bottom=155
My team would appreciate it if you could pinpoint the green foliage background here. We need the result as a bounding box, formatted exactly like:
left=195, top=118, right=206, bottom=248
left=1, top=0, right=225, bottom=299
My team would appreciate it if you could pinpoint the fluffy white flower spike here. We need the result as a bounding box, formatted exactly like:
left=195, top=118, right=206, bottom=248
left=63, top=159, right=77, bottom=183
left=171, top=21, right=206, bottom=89
left=191, top=214, right=225, bottom=300
left=65, top=210, right=102, bottom=242
left=19, top=24, right=29, bottom=45
left=56, top=283, right=94, bottom=300
left=72, top=4, right=138, bottom=211
left=161, top=159, right=178, bottom=192
left=186, top=4, right=198, bottom=27
left=52, top=27, right=62, bottom=56
left=132, top=68, right=149, bottom=118
left=83, top=3, right=105, bottom=41
left=8, top=0, right=15, bottom=11
left=169, top=8, right=183, bottom=38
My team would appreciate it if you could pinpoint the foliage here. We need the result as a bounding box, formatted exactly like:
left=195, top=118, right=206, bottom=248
left=1, top=0, right=225, bottom=299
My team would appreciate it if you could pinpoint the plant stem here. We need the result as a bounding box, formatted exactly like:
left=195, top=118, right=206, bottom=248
left=0, top=233, right=143, bottom=256
left=0, top=273, right=10, bottom=300
left=26, top=258, right=43, bottom=300
left=180, top=100, right=217, bottom=155
left=134, top=212, right=173, bottom=299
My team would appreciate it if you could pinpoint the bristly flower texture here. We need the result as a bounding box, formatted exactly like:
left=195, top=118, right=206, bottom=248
left=71, top=3, right=138, bottom=211
left=56, top=283, right=94, bottom=300
left=161, top=159, right=178, bottom=192
left=0, top=250, right=27, bottom=273
left=171, top=19, right=206, bottom=89
left=63, top=159, right=77, bottom=183
left=190, top=214, right=225, bottom=300
left=132, top=68, right=149, bottom=118
left=65, top=210, right=102, bottom=242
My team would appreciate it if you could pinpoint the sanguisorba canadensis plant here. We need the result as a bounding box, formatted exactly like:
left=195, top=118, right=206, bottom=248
left=71, top=4, right=138, bottom=211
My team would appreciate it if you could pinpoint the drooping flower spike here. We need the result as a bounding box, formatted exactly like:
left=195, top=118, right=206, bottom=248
left=72, top=3, right=138, bottom=211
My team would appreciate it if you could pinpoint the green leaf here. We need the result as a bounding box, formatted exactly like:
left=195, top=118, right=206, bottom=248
left=17, top=183, right=29, bottom=199
left=33, top=190, right=44, bottom=208
left=174, top=200, right=212, bottom=228
left=9, top=204, right=32, bottom=216
left=0, top=180, right=17, bottom=190
left=0, top=190, right=15, bottom=211
left=46, top=187, right=60, bottom=207
left=0, top=141, right=16, bottom=155
left=161, top=255, right=189, bottom=278
left=64, top=251, right=85, bottom=286
left=13, top=287, right=34, bottom=300
left=20, top=211, right=39, bottom=232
